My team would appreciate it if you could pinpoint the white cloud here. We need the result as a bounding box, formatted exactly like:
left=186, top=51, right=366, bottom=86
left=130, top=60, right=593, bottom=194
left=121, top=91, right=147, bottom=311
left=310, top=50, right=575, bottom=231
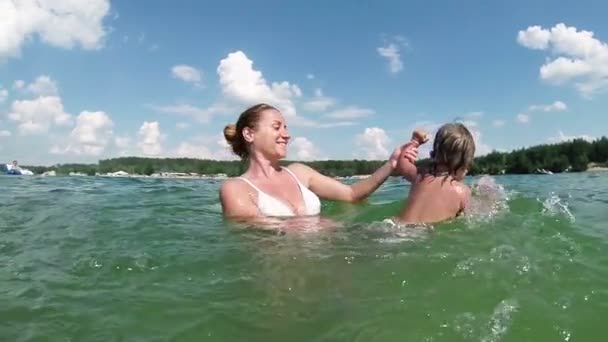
left=8, top=96, right=72, bottom=135
left=26, top=75, right=58, bottom=96
left=306, top=74, right=315, bottom=80
left=0, top=88, right=7, bottom=103
left=517, top=23, right=608, bottom=97
left=214, top=134, right=238, bottom=160
left=468, top=124, right=492, bottom=156
left=548, top=130, right=595, bottom=143
left=529, top=100, right=567, bottom=112
left=515, top=100, right=567, bottom=124
left=176, top=122, right=191, bottom=130
left=290, top=137, right=319, bottom=161
left=13, top=80, right=25, bottom=89
left=492, top=119, right=505, bottom=127
left=217, top=50, right=301, bottom=117
left=0, top=130, right=11, bottom=137
left=377, top=36, right=408, bottom=74
left=517, top=25, right=551, bottom=49
left=57, top=111, right=114, bottom=156
left=290, top=116, right=355, bottom=128
left=138, top=121, right=163, bottom=156
left=176, top=142, right=212, bottom=159
left=576, top=78, right=608, bottom=96
left=157, top=51, right=370, bottom=137
left=303, top=88, right=336, bottom=112
left=150, top=103, right=231, bottom=123
left=0, top=0, right=111, bottom=60
left=541, top=58, right=592, bottom=85
left=377, top=43, right=403, bottom=74
left=327, top=106, right=375, bottom=119
left=171, top=64, right=202, bottom=85
left=356, top=127, right=391, bottom=160
left=174, top=134, right=238, bottom=161
left=516, top=113, right=530, bottom=123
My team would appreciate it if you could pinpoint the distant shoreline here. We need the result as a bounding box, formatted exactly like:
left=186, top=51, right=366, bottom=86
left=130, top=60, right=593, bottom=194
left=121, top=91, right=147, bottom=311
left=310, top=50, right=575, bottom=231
left=586, top=166, right=608, bottom=172
left=7, top=165, right=608, bottom=179
left=56, top=172, right=372, bottom=180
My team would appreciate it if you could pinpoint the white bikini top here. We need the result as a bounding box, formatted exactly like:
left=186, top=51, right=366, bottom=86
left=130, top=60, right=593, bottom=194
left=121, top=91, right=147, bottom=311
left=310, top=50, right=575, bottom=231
left=238, top=167, right=321, bottom=217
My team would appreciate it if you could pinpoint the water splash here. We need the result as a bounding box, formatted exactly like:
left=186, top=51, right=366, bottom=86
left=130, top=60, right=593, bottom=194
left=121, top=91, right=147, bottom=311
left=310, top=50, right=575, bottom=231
left=363, top=219, right=432, bottom=243
left=466, top=176, right=509, bottom=223
left=480, top=298, right=519, bottom=342
left=489, top=244, right=517, bottom=261
left=453, top=312, right=478, bottom=340
left=452, top=256, right=484, bottom=277
left=540, top=192, right=575, bottom=222
left=554, top=325, right=572, bottom=341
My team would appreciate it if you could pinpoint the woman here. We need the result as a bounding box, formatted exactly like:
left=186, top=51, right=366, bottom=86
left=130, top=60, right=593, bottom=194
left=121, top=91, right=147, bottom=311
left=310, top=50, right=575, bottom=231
left=220, top=103, right=418, bottom=218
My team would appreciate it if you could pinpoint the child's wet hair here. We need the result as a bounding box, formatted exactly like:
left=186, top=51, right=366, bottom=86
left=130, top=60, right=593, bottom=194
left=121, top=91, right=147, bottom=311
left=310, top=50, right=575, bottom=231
left=430, top=123, right=476, bottom=175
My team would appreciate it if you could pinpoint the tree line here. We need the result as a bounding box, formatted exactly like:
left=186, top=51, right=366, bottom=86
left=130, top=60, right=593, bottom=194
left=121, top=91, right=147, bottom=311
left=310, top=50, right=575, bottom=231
left=19, top=158, right=387, bottom=177
left=468, top=136, right=608, bottom=175
left=12, top=136, right=608, bottom=177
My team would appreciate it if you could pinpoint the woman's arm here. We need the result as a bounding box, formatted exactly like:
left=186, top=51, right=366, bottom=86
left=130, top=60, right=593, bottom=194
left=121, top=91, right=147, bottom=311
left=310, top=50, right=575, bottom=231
left=289, top=144, right=418, bottom=203
left=288, top=162, right=392, bottom=203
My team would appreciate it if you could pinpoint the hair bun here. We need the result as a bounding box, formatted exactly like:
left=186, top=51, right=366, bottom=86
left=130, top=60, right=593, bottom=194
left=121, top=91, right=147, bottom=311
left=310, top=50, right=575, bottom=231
left=223, top=124, right=237, bottom=142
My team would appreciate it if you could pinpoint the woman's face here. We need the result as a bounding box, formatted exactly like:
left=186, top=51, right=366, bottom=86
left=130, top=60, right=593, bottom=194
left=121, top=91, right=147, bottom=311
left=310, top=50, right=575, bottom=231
left=247, top=109, right=291, bottom=160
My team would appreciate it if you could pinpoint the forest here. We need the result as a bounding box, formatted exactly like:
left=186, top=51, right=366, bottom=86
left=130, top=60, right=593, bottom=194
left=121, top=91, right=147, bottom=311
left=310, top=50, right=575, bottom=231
left=14, top=137, right=608, bottom=177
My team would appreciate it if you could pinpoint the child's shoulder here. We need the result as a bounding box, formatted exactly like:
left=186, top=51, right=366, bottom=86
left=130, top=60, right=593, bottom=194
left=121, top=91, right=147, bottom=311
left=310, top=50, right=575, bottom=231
left=453, top=180, right=471, bottom=193
left=453, top=181, right=471, bottom=211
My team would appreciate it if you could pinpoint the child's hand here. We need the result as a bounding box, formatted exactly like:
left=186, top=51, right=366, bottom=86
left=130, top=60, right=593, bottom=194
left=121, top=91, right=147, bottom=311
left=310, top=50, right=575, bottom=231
left=389, top=142, right=418, bottom=169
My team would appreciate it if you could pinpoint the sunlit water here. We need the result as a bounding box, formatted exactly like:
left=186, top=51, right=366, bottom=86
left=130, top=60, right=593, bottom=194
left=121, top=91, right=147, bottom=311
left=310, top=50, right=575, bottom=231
left=1, top=173, right=607, bottom=341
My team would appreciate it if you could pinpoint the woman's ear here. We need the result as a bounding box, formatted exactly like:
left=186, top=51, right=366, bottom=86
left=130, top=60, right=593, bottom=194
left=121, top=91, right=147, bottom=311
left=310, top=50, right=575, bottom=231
left=242, top=126, right=255, bottom=143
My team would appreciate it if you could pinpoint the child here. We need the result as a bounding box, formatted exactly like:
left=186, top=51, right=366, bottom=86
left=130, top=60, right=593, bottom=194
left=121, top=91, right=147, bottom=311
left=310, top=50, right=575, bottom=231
left=394, top=123, right=476, bottom=224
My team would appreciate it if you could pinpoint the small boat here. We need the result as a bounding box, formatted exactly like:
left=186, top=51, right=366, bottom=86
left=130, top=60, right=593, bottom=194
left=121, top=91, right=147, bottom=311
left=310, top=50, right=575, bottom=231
left=5, top=164, right=34, bottom=175
left=535, top=168, right=554, bottom=175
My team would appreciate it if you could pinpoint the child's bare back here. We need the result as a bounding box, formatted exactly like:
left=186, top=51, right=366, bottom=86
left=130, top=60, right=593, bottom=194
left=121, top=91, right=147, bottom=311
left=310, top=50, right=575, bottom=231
left=393, top=123, right=476, bottom=224
left=396, top=172, right=470, bottom=224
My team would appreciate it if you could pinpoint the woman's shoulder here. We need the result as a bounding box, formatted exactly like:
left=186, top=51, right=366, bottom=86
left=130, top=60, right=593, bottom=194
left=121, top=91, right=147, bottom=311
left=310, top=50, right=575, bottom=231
left=285, top=162, right=318, bottom=184
left=285, top=162, right=309, bottom=171
left=286, top=162, right=322, bottom=176
left=220, top=176, right=247, bottom=194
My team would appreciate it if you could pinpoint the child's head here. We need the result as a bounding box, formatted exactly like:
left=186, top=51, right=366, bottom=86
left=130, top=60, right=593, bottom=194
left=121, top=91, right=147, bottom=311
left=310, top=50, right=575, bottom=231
left=430, top=123, right=475, bottom=180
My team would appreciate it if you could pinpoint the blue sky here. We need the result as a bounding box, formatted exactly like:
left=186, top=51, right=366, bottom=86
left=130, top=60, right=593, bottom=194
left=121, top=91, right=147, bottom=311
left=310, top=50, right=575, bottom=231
left=1, top=0, right=607, bottom=165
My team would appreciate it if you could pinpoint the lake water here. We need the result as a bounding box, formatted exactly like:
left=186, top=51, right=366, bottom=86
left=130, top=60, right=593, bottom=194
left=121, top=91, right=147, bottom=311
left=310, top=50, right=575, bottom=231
left=1, top=172, right=607, bottom=341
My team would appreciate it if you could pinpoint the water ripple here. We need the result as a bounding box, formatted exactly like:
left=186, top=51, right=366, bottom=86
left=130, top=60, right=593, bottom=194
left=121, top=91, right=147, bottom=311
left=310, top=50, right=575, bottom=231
left=1, top=174, right=607, bottom=340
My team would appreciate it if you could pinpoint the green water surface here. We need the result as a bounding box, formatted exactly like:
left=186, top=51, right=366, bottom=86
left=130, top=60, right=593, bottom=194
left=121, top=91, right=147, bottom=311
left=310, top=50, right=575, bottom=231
left=1, top=173, right=607, bottom=341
